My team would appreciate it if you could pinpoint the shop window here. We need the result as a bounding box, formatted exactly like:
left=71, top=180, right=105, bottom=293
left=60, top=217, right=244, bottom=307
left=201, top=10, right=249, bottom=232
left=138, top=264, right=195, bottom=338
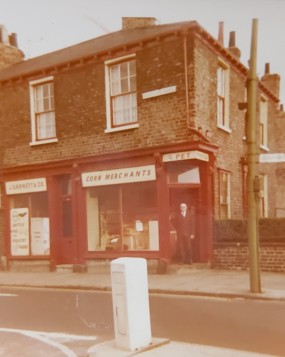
left=167, top=164, right=200, bottom=185
left=219, top=170, right=231, bottom=219
left=29, top=77, right=57, bottom=145
left=217, top=59, right=230, bottom=131
left=10, top=192, right=50, bottom=256
left=86, top=182, right=158, bottom=252
left=105, top=55, right=138, bottom=132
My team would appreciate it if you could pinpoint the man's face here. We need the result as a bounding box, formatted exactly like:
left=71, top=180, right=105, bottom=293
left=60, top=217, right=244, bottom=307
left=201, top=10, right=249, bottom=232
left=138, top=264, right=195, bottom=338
left=180, top=204, right=187, bottom=213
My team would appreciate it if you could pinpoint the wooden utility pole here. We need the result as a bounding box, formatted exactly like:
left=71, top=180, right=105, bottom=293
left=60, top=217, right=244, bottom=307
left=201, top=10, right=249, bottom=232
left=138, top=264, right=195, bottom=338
left=246, top=18, right=261, bottom=293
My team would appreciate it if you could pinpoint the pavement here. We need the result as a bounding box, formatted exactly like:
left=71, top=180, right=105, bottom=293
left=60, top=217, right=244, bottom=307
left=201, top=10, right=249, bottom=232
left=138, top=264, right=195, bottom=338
left=0, top=265, right=284, bottom=356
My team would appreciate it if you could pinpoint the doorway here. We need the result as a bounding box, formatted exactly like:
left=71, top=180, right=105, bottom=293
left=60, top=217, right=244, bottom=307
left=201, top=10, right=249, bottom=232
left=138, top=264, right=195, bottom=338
left=56, top=175, right=74, bottom=264
left=169, top=186, right=200, bottom=263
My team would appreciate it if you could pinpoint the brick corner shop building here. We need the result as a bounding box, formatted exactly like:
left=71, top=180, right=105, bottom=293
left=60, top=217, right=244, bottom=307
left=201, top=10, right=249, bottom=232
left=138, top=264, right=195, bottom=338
left=0, top=18, right=285, bottom=272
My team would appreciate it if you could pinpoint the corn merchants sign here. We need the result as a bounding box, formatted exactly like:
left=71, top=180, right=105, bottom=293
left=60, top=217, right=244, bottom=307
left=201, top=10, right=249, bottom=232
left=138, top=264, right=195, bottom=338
left=82, top=165, right=156, bottom=187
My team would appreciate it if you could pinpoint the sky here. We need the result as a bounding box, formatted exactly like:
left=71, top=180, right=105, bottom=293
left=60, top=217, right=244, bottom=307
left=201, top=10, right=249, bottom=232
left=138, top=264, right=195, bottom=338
left=1, top=0, right=285, bottom=103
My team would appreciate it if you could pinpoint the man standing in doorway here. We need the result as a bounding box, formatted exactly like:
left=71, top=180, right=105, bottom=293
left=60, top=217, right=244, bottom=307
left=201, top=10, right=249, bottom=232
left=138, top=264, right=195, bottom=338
left=171, top=202, right=195, bottom=264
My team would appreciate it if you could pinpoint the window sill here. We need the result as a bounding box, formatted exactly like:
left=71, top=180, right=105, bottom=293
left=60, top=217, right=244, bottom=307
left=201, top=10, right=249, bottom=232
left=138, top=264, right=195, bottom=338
left=217, top=125, right=232, bottom=134
left=30, top=138, right=58, bottom=146
left=105, top=123, right=139, bottom=133
left=260, top=145, right=269, bottom=152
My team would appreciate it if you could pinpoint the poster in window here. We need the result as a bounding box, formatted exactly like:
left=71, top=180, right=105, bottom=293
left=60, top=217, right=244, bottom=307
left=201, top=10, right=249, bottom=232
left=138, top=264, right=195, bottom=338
left=149, top=220, right=159, bottom=251
left=10, top=208, right=29, bottom=256
left=31, top=218, right=50, bottom=255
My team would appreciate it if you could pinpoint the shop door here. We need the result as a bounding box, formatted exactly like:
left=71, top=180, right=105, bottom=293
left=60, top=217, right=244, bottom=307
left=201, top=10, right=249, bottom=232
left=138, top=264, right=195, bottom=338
left=169, top=187, right=200, bottom=262
left=57, top=175, right=74, bottom=264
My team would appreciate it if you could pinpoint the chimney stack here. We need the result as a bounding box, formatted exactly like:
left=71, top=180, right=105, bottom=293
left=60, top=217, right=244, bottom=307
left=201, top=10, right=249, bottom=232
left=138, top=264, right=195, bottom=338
left=0, top=25, right=24, bottom=69
left=218, top=21, right=224, bottom=46
left=261, top=62, right=280, bottom=99
left=122, top=17, right=157, bottom=30
left=228, top=31, right=241, bottom=59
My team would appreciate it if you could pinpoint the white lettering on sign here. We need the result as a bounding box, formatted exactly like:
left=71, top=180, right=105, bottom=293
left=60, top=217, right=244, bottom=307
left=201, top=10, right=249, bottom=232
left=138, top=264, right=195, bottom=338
left=82, top=165, right=156, bottom=187
left=5, top=178, right=47, bottom=195
left=259, top=153, right=285, bottom=163
left=162, top=150, right=209, bottom=162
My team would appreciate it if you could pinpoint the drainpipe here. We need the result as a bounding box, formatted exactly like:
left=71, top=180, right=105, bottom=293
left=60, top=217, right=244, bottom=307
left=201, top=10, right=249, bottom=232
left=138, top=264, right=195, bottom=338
left=183, top=32, right=191, bottom=127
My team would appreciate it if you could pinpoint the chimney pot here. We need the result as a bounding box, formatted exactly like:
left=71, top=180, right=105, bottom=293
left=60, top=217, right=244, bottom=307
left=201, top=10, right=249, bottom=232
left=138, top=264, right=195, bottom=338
left=9, top=33, right=18, bottom=48
left=261, top=64, right=280, bottom=99
left=228, top=30, right=241, bottom=59
left=229, top=31, right=236, bottom=47
left=265, top=62, right=270, bottom=75
left=218, top=21, right=224, bottom=45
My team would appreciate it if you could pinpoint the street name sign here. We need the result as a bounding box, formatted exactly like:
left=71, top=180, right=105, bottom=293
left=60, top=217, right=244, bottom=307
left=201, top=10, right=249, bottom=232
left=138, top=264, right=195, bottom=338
left=259, top=153, right=285, bottom=163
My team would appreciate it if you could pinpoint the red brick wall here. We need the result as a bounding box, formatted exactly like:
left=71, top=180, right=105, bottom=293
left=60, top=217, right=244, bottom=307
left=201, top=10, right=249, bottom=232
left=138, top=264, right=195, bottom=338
left=0, top=43, right=24, bottom=70
left=194, top=38, right=248, bottom=219
left=0, top=30, right=283, bottom=223
left=213, top=244, right=285, bottom=273
left=0, top=37, right=191, bottom=167
left=213, top=218, right=285, bottom=272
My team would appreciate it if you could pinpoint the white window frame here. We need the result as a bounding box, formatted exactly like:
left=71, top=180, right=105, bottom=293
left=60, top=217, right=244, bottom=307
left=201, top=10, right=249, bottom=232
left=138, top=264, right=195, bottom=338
left=104, top=54, right=138, bottom=133
left=260, top=95, right=269, bottom=150
left=219, top=170, right=231, bottom=219
left=217, top=59, right=231, bottom=132
left=259, top=174, right=268, bottom=218
left=29, top=76, right=58, bottom=146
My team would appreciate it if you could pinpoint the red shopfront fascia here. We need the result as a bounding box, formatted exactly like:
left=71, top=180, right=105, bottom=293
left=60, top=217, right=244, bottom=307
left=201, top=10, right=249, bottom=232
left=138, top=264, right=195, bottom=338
left=77, top=145, right=216, bottom=265
left=2, top=142, right=216, bottom=268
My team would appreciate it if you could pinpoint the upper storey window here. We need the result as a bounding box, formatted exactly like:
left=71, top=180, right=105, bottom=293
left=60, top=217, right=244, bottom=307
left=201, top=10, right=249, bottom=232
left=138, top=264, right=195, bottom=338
left=105, top=55, right=138, bottom=132
left=217, top=59, right=230, bottom=131
left=29, top=77, right=57, bottom=145
left=260, top=95, right=268, bottom=150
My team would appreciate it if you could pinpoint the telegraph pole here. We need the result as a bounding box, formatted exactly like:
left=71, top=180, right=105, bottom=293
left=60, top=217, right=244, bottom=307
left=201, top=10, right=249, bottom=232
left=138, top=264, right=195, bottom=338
left=246, top=18, right=261, bottom=293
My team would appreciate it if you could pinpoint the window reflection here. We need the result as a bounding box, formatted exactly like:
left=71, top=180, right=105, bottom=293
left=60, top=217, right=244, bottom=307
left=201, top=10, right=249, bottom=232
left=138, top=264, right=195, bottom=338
left=86, top=182, right=159, bottom=251
left=168, top=164, right=200, bottom=184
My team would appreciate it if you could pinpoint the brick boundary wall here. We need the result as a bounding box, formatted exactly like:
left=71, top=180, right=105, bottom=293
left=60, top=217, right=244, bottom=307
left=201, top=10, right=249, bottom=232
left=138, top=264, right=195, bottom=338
left=212, top=243, right=285, bottom=273
left=213, top=218, right=285, bottom=273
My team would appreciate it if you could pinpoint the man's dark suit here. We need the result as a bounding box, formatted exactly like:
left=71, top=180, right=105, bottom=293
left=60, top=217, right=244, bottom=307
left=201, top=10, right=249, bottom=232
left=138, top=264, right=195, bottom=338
left=172, top=210, right=195, bottom=264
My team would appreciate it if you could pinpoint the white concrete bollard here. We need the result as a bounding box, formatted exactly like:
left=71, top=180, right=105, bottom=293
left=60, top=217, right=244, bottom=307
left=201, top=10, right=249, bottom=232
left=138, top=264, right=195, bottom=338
left=111, top=257, right=152, bottom=351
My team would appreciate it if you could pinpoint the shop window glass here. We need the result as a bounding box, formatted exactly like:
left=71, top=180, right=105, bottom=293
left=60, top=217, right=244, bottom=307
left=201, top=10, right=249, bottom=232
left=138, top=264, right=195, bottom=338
left=10, top=192, right=50, bottom=256
left=168, top=164, right=200, bottom=184
left=86, top=182, right=158, bottom=251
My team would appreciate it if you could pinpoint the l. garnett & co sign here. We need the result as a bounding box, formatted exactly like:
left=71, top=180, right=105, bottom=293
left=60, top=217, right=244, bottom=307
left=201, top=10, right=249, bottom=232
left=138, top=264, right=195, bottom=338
left=5, top=178, right=47, bottom=195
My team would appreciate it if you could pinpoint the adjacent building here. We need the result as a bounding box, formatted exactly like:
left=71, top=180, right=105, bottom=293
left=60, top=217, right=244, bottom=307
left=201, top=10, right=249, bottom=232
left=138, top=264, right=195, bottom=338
left=0, top=18, right=284, bottom=272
